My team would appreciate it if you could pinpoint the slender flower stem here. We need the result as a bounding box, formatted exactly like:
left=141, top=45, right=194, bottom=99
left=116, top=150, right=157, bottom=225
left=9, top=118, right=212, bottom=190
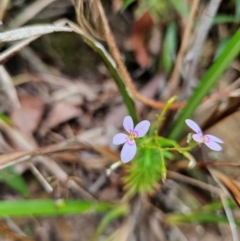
left=155, top=96, right=178, bottom=136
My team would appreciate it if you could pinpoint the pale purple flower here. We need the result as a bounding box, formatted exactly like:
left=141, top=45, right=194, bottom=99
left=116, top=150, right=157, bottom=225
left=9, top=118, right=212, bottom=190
left=113, top=116, right=150, bottom=163
left=185, top=119, right=223, bottom=151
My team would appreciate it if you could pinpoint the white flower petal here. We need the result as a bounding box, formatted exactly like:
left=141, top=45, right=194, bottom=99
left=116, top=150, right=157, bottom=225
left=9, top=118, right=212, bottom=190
left=205, top=134, right=223, bottom=143
left=192, top=134, right=203, bottom=143
left=185, top=119, right=202, bottom=134
left=123, top=116, right=134, bottom=133
left=113, top=133, right=128, bottom=145
left=134, top=120, right=150, bottom=138
left=204, top=140, right=222, bottom=151
left=120, top=140, right=137, bottom=163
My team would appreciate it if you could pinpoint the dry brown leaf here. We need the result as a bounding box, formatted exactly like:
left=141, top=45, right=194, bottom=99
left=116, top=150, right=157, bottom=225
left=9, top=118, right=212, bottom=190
left=39, top=101, right=82, bottom=136
left=127, top=11, right=153, bottom=67
left=0, top=150, right=32, bottom=166
left=211, top=169, right=240, bottom=207
left=10, top=95, right=44, bottom=134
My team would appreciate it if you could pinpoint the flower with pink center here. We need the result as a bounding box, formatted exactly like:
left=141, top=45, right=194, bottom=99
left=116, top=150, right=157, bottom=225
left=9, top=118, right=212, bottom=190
left=113, top=116, right=150, bottom=163
left=185, top=119, right=223, bottom=151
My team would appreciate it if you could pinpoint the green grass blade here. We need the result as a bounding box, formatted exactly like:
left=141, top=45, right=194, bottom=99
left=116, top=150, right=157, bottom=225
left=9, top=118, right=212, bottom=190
left=0, top=200, right=115, bottom=217
left=93, top=205, right=129, bottom=240
left=167, top=213, right=240, bottom=226
left=167, top=199, right=238, bottom=225
left=168, top=28, right=240, bottom=140
left=215, top=38, right=230, bottom=59
left=0, top=113, right=12, bottom=125
left=0, top=167, right=29, bottom=196
left=213, top=15, right=239, bottom=24
left=235, top=0, right=240, bottom=18
left=170, top=0, right=189, bottom=17
left=161, top=22, right=177, bottom=73
left=201, top=198, right=236, bottom=212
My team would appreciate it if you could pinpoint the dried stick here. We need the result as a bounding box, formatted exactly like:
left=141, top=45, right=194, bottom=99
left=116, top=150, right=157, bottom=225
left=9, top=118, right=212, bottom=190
left=94, top=0, right=234, bottom=110
left=220, top=193, right=239, bottom=241
left=0, top=36, right=39, bottom=64
left=28, top=163, right=53, bottom=193
left=164, top=0, right=200, bottom=98
left=209, top=169, right=239, bottom=241
left=38, top=156, right=96, bottom=199
left=94, top=0, right=184, bottom=110
left=8, top=0, right=57, bottom=28
left=185, top=0, right=223, bottom=95
left=167, top=170, right=221, bottom=194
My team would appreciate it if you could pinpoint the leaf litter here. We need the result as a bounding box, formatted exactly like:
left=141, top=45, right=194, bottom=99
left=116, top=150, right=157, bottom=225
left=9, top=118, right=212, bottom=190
left=0, top=0, right=239, bottom=240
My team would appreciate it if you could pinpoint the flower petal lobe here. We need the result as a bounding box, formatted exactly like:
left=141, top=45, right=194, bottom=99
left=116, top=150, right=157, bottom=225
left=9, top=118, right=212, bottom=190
left=123, top=116, right=134, bottom=133
left=113, top=133, right=128, bottom=145
left=134, top=120, right=150, bottom=137
left=205, top=141, right=222, bottom=151
left=205, top=134, right=223, bottom=143
left=192, top=134, right=203, bottom=143
left=185, top=119, right=202, bottom=134
left=121, top=141, right=137, bottom=163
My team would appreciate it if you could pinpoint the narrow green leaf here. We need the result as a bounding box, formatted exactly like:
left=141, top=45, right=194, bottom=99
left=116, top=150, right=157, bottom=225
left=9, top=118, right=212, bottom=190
left=215, top=38, right=230, bottom=59
left=0, top=113, right=12, bottom=125
left=0, top=200, right=115, bottom=217
left=162, top=22, right=177, bottom=73
left=167, top=198, right=238, bottom=225
left=167, top=213, right=240, bottom=226
left=170, top=0, right=189, bottom=17
left=168, top=28, right=240, bottom=140
left=0, top=167, right=29, bottom=196
left=200, top=199, right=236, bottom=212
left=93, top=205, right=129, bottom=239
left=213, top=15, right=239, bottom=24
left=235, top=0, right=240, bottom=18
